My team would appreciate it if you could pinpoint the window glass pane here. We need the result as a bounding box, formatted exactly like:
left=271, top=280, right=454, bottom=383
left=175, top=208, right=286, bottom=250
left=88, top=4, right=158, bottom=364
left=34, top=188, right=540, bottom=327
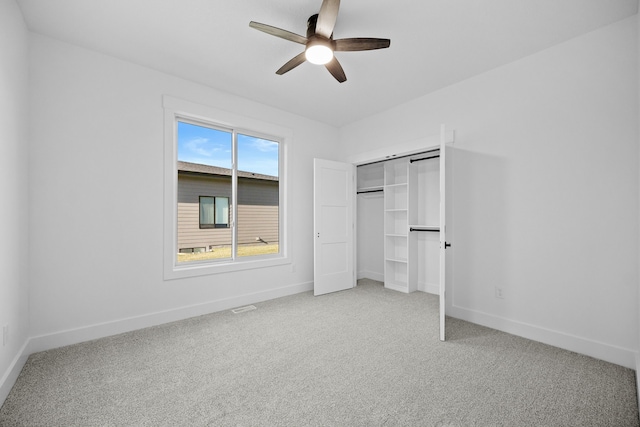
left=177, top=121, right=232, bottom=169
left=177, top=121, right=232, bottom=263
left=200, top=196, right=215, bottom=227
left=215, top=197, right=229, bottom=227
left=237, top=134, right=280, bottom=257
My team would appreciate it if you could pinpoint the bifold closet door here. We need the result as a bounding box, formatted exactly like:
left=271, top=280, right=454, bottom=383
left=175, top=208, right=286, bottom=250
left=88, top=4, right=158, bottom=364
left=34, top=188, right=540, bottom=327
left=313, top=159, right=355, bottom=296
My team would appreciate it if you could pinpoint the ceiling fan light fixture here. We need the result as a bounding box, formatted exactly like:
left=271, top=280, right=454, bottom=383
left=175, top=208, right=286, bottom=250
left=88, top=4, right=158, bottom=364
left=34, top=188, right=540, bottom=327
left=305, top=39, right=333, bottom=65
left=250, top=0, right=391, bottom=82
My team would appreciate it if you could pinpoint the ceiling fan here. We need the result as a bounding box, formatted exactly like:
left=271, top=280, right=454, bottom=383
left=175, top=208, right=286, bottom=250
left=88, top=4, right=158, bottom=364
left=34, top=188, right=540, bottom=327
left=249, top=0, right=390, bottom=83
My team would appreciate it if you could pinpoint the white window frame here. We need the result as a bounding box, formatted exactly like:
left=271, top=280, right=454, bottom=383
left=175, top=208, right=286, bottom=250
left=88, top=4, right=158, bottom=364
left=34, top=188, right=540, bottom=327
left=163, top=95, right=291, bottom=280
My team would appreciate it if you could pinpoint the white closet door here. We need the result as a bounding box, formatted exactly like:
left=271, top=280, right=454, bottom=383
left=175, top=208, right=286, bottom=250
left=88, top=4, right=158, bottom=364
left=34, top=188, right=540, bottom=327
left=313, top=158, right=355, bottom=296
left=439, top=124, right=448, bottom=341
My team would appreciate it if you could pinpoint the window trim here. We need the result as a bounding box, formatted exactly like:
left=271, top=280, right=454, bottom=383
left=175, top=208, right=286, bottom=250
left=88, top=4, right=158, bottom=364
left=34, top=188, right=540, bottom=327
left=163, top=95, right=291, bottom=280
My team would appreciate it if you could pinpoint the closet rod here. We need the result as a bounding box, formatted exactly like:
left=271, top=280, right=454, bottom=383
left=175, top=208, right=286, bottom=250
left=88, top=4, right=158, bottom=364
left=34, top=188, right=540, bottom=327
left=410, top=154, right=440, bottom=163
left=357, top=189, right=384, bottom=194
left=410, top=227, right=440, bottom=232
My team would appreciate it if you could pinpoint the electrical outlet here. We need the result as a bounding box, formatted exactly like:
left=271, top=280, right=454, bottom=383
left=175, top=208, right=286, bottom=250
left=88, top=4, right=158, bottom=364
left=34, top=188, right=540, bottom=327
left=2, top=324, right=8, bottom=346
left=495, top=287, right=504, bottom=299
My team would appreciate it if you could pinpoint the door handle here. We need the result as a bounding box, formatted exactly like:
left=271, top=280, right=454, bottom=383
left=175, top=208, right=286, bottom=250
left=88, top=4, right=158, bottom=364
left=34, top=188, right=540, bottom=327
left=444, top=242, right=451, bottom=249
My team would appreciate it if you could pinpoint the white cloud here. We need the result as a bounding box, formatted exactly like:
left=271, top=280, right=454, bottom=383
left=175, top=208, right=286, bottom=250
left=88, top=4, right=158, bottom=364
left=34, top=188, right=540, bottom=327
left=185, top=137, right=225, bottom=157
left=251, top=138, right=279, bottom=152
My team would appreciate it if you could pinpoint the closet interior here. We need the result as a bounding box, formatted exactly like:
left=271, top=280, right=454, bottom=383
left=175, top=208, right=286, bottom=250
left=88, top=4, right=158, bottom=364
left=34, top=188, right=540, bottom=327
left=356, top=149, right=441, bottom=295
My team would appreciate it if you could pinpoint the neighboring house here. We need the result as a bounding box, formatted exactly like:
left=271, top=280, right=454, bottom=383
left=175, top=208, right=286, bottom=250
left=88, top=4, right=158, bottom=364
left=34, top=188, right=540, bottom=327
left=177, top=161, right=279, bottom=253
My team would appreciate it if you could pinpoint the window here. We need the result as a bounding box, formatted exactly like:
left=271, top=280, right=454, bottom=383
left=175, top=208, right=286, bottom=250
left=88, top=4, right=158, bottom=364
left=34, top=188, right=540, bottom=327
left=199, top=196, right=229, bottom=229
left=163, top=96, right=290, bottom=279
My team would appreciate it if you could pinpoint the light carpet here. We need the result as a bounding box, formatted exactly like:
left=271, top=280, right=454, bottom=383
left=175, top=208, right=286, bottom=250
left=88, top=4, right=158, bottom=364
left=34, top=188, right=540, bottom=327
left=0, top=279, right=637, bottom=426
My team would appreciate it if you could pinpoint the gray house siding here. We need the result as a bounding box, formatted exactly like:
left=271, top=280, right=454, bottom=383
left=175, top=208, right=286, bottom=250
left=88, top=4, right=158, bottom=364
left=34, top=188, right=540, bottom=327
left=237, top=177, right=279, bottom=245
left=177, top=174, right=232, bottom=250
left=177, top=169, right=278, bottom=251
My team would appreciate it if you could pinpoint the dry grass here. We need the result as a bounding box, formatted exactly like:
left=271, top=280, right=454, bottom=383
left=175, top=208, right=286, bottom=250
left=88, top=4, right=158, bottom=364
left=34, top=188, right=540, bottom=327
left=177, top=243, right=279, bottom=263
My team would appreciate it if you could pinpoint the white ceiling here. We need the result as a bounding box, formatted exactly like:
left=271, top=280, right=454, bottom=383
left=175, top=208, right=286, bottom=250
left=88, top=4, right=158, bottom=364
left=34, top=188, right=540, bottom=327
left=17, top=0, right=638, bottom=127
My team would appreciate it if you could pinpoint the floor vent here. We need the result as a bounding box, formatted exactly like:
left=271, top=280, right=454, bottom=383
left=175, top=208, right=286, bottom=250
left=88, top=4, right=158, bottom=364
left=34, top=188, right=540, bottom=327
left=231, top=305, right=257, bottom=314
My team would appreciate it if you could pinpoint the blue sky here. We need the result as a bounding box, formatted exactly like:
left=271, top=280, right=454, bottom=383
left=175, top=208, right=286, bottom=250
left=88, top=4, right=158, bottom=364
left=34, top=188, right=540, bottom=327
left=177, top=121, right=279, bottom=177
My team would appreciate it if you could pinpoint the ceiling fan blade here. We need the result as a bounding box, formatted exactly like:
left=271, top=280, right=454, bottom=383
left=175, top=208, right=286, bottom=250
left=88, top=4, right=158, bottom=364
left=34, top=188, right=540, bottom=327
left=276, top=52, right=307, bottom=75
left=334, top=38, right=391, bottom=51
left=249, top=21, right=307, bottom=45
left=325, top=57, right=346, bottom=83
left=315, top=0, right=340, bottom=38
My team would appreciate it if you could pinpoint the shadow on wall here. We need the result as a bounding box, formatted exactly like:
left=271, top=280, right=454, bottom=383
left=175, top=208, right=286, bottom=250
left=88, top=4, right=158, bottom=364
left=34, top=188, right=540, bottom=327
left=448, top=147, right=513, bottom=321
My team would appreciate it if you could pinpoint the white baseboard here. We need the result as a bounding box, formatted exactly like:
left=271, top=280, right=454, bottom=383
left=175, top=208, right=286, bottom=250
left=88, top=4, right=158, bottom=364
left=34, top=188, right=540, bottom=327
left=418, top=281, right=439, bottom=295
left=358, top=276, right=439, bottom=295
left=0, top=340, right=30, bottom=406
left=26, top=281, right=313, bottom=356
left=357, top=270, right=384, bottom=282
left=448, top=304, right=637, bottom=369
left=385, top=282, right=410, bottom=293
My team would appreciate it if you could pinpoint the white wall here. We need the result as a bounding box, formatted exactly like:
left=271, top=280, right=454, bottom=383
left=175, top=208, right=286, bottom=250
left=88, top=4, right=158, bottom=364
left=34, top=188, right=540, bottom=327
left=26, top=34, right=340, bottom=349
left=342, top=16, right=639, bottom=368
left=0, top=0, right=30, bottom=402
left=356, top=193, right=384, bottom=281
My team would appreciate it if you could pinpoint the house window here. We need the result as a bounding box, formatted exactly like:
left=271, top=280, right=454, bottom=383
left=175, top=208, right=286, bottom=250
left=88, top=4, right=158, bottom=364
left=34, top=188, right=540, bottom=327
left=199, top=196, right=229, bottom=229
left=163, top=95, right=290, bottom=279
left=177, top=120, right=279, bottom=262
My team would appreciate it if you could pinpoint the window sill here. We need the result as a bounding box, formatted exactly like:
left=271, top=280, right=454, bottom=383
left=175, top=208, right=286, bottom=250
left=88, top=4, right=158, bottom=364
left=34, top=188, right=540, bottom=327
left=164, top=255, right=291, bottom=280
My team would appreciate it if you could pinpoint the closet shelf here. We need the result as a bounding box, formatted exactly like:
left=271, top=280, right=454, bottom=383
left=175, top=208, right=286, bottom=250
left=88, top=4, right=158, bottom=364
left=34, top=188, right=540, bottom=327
left=385, top=233, right=407, bottom=238
left=385, top=257, right=408, bottom=264
left=384, top=182, right=407, bottom=188
left=385, top=208, right=407, bottom=212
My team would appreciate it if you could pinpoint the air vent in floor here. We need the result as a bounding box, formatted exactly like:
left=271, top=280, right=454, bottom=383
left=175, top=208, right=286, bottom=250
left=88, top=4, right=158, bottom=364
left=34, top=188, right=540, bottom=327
left=231, top=305, right=257, bottom=314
